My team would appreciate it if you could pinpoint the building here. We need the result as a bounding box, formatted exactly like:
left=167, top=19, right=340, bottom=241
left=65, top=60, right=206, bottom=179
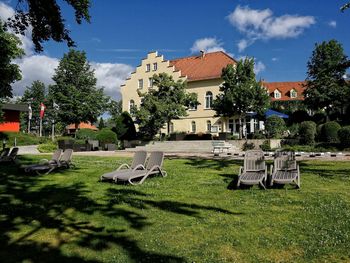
left=66, top=122, right=98, bottom=135
left=121, top=51, right=305, bottom=136
left=0, top=103, right=29, bottom=132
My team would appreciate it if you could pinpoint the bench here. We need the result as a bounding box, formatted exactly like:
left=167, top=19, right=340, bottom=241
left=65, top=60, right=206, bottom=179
left=212, top=141, right=233, bottom=156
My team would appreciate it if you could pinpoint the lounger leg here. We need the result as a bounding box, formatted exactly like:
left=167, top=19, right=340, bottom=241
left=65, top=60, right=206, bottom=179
left=259, top=180, right=266, bottom=190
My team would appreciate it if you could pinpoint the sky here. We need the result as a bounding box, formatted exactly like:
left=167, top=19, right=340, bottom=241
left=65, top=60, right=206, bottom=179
left=1, top=0, right=349, bottom=100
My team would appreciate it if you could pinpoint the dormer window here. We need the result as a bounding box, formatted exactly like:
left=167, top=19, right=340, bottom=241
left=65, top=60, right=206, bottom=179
left=274, top=89, right=281, bottom=99
left=290, top=89, right=297, bottom=98
left=146, top=64, right=150, bottom=72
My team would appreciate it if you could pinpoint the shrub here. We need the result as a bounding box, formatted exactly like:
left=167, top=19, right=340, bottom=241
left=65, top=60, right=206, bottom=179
left=251, top=131, right=266, bottom=139
left=37, top=142, right=58, bottom=153
left=229, top=134, right=239, bottom=140
left=96, top=128, right=117, bottom=144
left=316, top=124, right=324, bottom=142
left=289, top=110, right=310, bottom=124
left=265, top=116, right=286, bottom=138
left=299, top=121, right=316, bottom=146
left=312, top=111, right=327, bottom=124
left=338, top=126, right=350, bottom=146
left=76, top=128, right=97, bottom=140
left=0, top=132, right=49, bottom=146
left=112, top=112, right=136, bottom=141
left=259, top=140, right=271, bottom=151
left=320, top=121, right=341, bottom=143
left=242, top=142, right=255, bottom=151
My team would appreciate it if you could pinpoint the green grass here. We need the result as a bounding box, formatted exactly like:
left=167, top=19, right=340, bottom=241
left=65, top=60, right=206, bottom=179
left=1, top=156, right=350, bottom=262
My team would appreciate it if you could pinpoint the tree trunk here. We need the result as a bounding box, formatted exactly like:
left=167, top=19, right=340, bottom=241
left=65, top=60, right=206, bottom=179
left=75, top=123, right=79, bottom=138
left=167, top=120, right=170, bottom=135
left=239, top=117, right=242, bottom=140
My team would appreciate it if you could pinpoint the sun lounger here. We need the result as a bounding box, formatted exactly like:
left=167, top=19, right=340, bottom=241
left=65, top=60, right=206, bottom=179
left=113, top=151, right=167, bottom=185
left=270, top=152, right=300, bottom=188
left=0, top=147, right=18, bottom=164
left=0, top=148, right=10, bottom=160
left=100, top=151, right=147, bottom=181
left=22, top=149, right=62, bottom=172
left=237, top=150, right=267, bottom=189
left=30, top=149, right=73, bottom=175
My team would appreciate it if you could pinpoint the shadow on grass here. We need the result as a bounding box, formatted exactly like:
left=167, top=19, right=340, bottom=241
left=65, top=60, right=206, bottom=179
left=0, top=156, right=238, bottom=262
left=184, top=158, right=242, bottom=171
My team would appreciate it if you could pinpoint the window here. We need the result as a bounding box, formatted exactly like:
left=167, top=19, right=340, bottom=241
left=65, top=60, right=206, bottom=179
left=205, top=91, right=213, bottom=109
left=148, top=78, right=153, bottom=88
left=129, top=100, right=135, bottom=113
left=274, top=89, right=281, bottom=99
left=290, top=89, right=297, bottom=98
left=207, top=121, right=211, bottom=132
left=153, top=63, right=158, bottom=71
left=188, top=102, right=197, bottom=111
left=191, top=121, right=196, bottom=133
left=146, top=64, right=150, bottom=72
left=138, top=79, right=143, bottom=89
left=169, top=122, right=174, bottom=133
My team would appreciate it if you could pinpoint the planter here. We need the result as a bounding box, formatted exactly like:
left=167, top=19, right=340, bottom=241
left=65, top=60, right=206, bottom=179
left=219, top=132, right=230, bottom=141
left=105, top=143, right=116, bottom=151
left=58, top=139, right=74, bottom=150
left=73, top=143, right=90, bottom=152
left=88, top=140, right=99, bottom=151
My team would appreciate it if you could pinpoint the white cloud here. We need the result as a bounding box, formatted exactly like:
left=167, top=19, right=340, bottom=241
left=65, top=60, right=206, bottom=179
left=328, top=20, right=337, bottom=28
left=271, top=57, right=279, bottom=62
left=0, top=2, right=14, bottom=20
left=190, top=37, right=225, bottom=53
left=254, top=61, right=266, bottom=74
left=228, top=5, right=315, bottom=52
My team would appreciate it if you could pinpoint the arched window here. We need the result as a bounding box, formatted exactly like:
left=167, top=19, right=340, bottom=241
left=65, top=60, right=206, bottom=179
left=191, top=121, right=196, bottom=133
left=207, top=120, right=211, bottom=132
left=205, top=91, right=213, bottom=109
left=129, top=100, right=135, bottom=113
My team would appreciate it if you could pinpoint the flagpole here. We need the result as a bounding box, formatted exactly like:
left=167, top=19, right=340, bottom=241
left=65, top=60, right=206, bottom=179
left=28, top=102, right=32, bottom=134
left=52, top=120, right=55, bottom=141
left=39, top=118, right=42, bottom=137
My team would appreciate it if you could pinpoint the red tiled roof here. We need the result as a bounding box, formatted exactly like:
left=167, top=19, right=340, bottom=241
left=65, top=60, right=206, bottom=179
left=264, top=81, right=306, bottom=101
left=169, top=51, right=236, bottom=82
left=66, top=122, right=98, bottom=130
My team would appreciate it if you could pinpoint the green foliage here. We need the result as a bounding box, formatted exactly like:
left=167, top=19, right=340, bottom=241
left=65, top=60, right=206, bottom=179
left=49, top=49, right=109, bottom=127
left=112, top=111, right=136, bottom=141
left=304, top=40, right=350, bottom=116
left=213, top=59, right=270, bottom=138
left=312, top=111, right=327, bottom=124
left=0, top=23, right=24, bottom=99
left=75, top=128, right=97, bottom=140
left=98, top=117, right=105, bottom=130
left=5, top=0, right=91, bottom=52
left=136, top=73, right=198, bottom=139
left=338, top=126, right=350, bottom=146
left=265, top=116, right=286, bottom=138
left=289, top=110, right=310, bottom=124
left=299, top=121, right=317, bottom=146
left=271, top=100, right=307, bottom=115
left=108, top=100, right=122, bottom=120
left=96, top=128, right=117, bottom=144
left=37, top=142, right=57, bottom=153
left=0, top=132, right=49, bottom=146
left=242, top=142, right=255, bottom=151
left=259, top=140, right=271, bottom=151
left=320, top=121, right=341, bottom=143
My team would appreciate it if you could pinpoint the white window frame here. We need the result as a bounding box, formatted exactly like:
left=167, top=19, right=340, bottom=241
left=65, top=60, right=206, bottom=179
left=191, top=121, right=196, bottom=133
left=146, top=64, right=150, bottom=72
left=138, top=79, right=143, bottom=89
left=274, top=89, right=281, bottom=99
left=211, top=125, right=218, bottom=133
left=148, top=78, right=153, bottom=88
left=153, top=62, right=158, bottom=71
left=205, top=91, right=213, bottom=109
left=290, top=89, right=297, bottom=98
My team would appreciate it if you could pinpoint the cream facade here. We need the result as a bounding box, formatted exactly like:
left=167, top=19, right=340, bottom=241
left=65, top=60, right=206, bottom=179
left=121, top=51, right=261, bottom=136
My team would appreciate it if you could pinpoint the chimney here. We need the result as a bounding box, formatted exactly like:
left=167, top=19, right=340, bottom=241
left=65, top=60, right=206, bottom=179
left=200, top=50, right=205, bottom=58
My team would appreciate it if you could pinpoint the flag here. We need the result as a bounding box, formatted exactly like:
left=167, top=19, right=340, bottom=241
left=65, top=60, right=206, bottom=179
left=28, top=104, right=32, bottom=120
left=40, top=103, right=46, bottom=119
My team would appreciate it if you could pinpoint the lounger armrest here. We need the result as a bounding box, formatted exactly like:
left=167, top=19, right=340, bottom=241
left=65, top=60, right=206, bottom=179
left=132, top=164, right=146, bottom=171
left=39, top=158, right=49, bottom=165
left=117, top=163, right=130, bottom=170
left=148, top=165, right=166, bottom=176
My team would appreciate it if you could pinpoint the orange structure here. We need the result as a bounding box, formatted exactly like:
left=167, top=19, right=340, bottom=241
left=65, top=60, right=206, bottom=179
left=0, top=104, right=29, bottom=132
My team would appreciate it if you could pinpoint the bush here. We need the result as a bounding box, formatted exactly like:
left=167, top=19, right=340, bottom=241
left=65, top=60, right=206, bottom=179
left=76, top=128, right=97, bottom=140
left=96, top=128, right=117, bottom=144
left=320, top=121, right=341, bottom=143
left=316, top=124, right=323, bottom=142
left=259, top=140, right=271, bottom=151
left=112, top=112, right=137, bottom=141
left=242, top=142, right=255, bottom=151
left=299, top=121, right=316, bottom=146
left=312, top=111, right=327, bottom=124
left=37, top=142, right=58, bottom=153
left=265, top=116, right=286, bottom=138
left=289, top=110, right=310, bottom=124
left=251, top=131, right=266, bottom=139
left=338, top=126, right=350, bottom=146
left=0, top=132, right=49, bottom=146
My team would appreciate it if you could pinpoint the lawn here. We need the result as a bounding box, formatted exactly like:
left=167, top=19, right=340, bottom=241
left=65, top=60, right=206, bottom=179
left=1, top=155, right=350, bottom=263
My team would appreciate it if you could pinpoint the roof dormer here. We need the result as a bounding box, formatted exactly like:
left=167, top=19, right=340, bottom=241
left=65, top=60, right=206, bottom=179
left=273, top=89, right=281, bottom=99
left=290, top=89, right=297, bottom=98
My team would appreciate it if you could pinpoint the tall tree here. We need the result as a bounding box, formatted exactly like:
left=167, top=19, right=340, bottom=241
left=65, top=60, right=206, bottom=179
left=136, top=73, right=198, bottom=139
left=108, top=100, right=123, bottom=121
left=98, top=117, right=105, bottom=130
left=304, top=40, right=349, bottom=117
left=20, top=80, right=47, bottom=132
left=4, top=0, right=91, bottom=52
left=0, top=22, right=24, bottom=99
left=341, top=2, right=350, bottom=11
left=49, top=49, right=108, bottom=129
left=213, top=58, right=270, bottom=139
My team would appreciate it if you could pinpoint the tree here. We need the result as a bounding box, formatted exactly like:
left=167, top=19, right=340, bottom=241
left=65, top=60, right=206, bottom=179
left=136, top=73, right=198, bottom=139
left=98, top=117, right=105, bottom=130
left=0, top=22, right=24, bottom=99
left=265, top=116, right=286, bottom=139
left=213, top=58, right=270, bottom=139
left=20, top=80, right=47, bottom=132
left=304, top=40, right=350, bottom=118
left=341, top=2, right=350, bottom=11
left=49, top=49, right=108, bottom=130
left=108, top=100, right=123, bottom=120
left=4, top=0, right=91, bottom=52
left=112, top=112, right=136, bottom=141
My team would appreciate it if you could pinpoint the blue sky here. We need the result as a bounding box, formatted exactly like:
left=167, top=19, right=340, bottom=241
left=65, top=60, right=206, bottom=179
left=1, top=0, right=349, bottom=99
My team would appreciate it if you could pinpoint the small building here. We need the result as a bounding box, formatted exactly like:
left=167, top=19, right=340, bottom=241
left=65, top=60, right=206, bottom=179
left=66, top=122, right=98, bottom=135
left=0, top=103, right=29, bottom=132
